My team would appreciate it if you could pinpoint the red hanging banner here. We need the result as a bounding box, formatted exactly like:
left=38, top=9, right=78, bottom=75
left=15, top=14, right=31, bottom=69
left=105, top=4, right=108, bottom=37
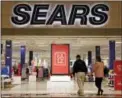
left=51, top=44, right=69, bottom=75
left=114, top=60, right=122, bottom=90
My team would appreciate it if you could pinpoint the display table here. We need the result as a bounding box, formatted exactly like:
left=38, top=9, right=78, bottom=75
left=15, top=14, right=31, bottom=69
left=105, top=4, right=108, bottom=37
left=50, top=75, right=71, bottom=82
left=12, top=76, right=21, bottom=85
left=4, top=79, right=12, bottom=88
left=29, top=75, right=36, bottom=82
left=1, top=75, right=11, bottom=89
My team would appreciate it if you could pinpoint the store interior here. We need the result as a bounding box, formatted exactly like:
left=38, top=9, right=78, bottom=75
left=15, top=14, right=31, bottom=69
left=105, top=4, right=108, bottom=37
left=1, top=35, right=122, bottom=97
left=1, top=36, right=121, bottom=63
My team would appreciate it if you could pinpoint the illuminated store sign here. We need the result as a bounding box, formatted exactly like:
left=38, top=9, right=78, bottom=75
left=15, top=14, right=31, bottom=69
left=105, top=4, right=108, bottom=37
left=11, top=3, right=109, bottom=27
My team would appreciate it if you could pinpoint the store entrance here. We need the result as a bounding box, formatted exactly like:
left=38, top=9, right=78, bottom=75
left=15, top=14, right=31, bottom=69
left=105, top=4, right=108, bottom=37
left=1, top=35, right=122, bottom=97
left=1, top=0, right=122, bottom=97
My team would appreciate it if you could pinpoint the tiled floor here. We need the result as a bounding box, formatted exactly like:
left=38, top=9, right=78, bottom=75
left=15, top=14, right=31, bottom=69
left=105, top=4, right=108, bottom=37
left=1, top=80, right=122, bottom=97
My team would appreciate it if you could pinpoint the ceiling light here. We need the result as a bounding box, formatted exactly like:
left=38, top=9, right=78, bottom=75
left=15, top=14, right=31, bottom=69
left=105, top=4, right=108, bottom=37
left=116, top=42, right=122, bottom=44
left=102, top=48, right=108, bottom=50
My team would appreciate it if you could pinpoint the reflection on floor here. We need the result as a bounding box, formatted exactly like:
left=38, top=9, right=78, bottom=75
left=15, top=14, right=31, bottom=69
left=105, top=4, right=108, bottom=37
left=1, top=94, right=122, bottom=98
left=1, top=80, right=122, bottom=97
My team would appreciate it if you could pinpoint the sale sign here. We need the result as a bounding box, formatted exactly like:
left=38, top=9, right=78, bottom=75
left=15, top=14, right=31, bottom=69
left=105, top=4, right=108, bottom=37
left=114, top=60, right=122, bottom=75
left=114, top=60, right=122, bottom=90
left=51, top=44, right=69, bottom=75
left=114, top=76, right=122, bottom=90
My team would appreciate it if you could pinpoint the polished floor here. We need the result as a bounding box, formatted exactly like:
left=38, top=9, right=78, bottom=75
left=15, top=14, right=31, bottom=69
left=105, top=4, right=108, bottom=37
left=1, top=80, right=122, bottom=98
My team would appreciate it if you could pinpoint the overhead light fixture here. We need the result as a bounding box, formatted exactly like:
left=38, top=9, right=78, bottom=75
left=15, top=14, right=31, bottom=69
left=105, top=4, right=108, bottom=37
left=116, top=42, right=122, bottom=44
left=102, top=48, right=108, bottom=50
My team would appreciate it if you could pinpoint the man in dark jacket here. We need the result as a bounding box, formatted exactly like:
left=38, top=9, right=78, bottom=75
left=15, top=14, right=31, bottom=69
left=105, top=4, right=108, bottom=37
left=73, top=55, right=87, bottom=96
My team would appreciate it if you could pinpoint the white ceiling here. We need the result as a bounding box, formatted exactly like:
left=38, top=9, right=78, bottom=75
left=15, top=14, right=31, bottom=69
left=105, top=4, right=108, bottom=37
left=1, top=36, right=122, bottom=61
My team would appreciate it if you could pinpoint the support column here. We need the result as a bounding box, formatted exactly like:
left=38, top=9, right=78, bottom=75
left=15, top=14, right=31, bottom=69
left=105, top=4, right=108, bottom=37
left=88, top=51, right=92, bottom=66
left=29, top=51, right=33, bottom=66
left=5, top=40, right=12, bottom=77
left=1, top=44, right=3, bottom=54
left=20, top=46, right=26, bottom=69
left=95, top=46, right=100, bottom=59
left=109, top=40, right=115, bottom=69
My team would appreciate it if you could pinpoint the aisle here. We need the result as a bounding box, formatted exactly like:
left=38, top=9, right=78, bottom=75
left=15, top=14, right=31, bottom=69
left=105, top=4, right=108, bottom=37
left=1, top=80, right=121, bottom=97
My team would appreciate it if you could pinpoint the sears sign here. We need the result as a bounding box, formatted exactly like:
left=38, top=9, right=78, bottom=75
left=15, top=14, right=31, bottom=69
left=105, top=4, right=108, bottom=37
left=11, top=3, right=109, bottom=27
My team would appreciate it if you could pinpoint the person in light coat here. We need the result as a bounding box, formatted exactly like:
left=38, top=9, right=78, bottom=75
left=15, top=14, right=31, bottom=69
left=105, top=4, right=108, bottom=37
left=92, top=56, right=104, bottom=95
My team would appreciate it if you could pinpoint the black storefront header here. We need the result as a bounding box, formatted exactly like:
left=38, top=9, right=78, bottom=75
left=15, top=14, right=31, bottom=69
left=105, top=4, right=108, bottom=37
left=11, top=3, right=109, bottom=27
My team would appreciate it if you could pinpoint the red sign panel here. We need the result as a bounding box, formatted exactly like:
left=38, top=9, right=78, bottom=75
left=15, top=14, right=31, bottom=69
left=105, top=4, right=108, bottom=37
left=51, top=44, right=69, bottom=75
left=114, top=76, right=122, bottom=90
left=114, top=60, right=122, bottom=90
left=114, top=60, right=122, bottom=75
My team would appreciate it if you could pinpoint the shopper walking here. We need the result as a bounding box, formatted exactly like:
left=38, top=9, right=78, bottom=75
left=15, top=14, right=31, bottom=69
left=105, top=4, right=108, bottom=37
left=92, top=56, right=104, bottom=95
left=26, top=67, right=29, bottom=81
left=73, top=55, right=87, bottom=96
